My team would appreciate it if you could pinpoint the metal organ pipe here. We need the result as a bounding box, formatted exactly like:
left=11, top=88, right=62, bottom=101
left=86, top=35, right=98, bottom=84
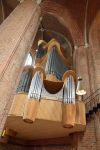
left=23, top=73, right=29, bottom=91
left=70, top=76, right=72, bottom=103
left=45, top=47, right=68, bottom=80
left=16, top=69, right=32, bottom=93
left=28, top=71, right=43, bottom=100
left=20, top=72, right=26, bottom=91
left=24, top=73, right=30, bottom=93
left=29, top=72, right=37, bottom=99
left=63, top=75, right=75, bottom=104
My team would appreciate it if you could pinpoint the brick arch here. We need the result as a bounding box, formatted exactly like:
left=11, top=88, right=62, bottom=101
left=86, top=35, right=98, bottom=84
left=42, top=13, right=74, bottom=48
left=89, top=10, right=100, bottom=90
left=89, top=11, right=100, bottom=49
left=41, top=0, right=84, bottom=46
left=87, top=0, right=100, bottom=44
left=89, top=0, right=100, bottom=47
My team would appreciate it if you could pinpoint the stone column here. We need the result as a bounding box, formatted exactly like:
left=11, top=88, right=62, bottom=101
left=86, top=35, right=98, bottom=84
left=89, top=8, right=100, bottom=150
left=73, top=46, right=97, bottom=150
left=0, top=0, right=41, bottom=132
left=74, top=46, right=91, bottom=97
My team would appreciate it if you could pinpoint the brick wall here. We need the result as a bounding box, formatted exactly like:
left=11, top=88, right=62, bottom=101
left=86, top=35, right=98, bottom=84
left=77, top=116, right=97, bottom=150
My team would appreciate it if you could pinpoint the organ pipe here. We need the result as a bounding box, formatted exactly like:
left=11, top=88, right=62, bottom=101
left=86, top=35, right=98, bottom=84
left=45, top=46, right=68, bottom=80
left=28, top=71, right=43, bottom=100
left=63, top=75, right=75, bottom=104
left=16, top=69, right=32, bottom=93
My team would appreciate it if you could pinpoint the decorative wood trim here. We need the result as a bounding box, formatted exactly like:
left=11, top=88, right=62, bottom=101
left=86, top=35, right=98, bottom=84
left=62, top=70, right=76, bottom=82
left=33, top=66, right=46, bottom=79
left=43, top=78, right=64, bottom=94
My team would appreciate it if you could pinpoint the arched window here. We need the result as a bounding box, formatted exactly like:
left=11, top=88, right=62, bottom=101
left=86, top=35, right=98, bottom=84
left=24, top=53, right=33, bottom=66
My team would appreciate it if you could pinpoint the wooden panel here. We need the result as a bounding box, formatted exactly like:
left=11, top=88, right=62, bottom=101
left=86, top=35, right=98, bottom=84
left=36, top=99, right=62, bottom=122
left=5, top=117, right=68, bottom=140
left=9, top=96, right=62, bottom=122
left=5, top=115, right=85, bottom=141
left=23, top=99, right=39, bottom=123
left=62, top=104, right=76, bottom=128
left=9, top=94, right=27, bottom=116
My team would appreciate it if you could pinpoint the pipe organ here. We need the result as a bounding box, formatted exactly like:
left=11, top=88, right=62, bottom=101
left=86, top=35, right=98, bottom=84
left=3, top=39, right=86, bottom=146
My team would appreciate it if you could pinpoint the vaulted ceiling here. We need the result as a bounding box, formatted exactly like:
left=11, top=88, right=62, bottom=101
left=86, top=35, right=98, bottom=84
left=0, top=0, right=100, bottom=48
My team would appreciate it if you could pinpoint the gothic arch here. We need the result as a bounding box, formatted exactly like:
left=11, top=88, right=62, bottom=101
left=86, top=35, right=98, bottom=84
left=41, top=0, right=84, bottom=45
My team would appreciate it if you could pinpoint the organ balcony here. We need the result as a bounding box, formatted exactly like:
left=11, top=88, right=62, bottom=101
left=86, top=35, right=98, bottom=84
left=2, top=39, right=86, bottom=145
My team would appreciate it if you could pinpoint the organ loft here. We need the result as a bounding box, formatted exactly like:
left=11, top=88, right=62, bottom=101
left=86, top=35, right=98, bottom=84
left=0, top=0, right=100, bottom=150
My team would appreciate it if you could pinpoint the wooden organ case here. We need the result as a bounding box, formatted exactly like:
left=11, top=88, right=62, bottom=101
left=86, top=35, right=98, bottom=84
left=1, top=39, right=86, bottom=146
